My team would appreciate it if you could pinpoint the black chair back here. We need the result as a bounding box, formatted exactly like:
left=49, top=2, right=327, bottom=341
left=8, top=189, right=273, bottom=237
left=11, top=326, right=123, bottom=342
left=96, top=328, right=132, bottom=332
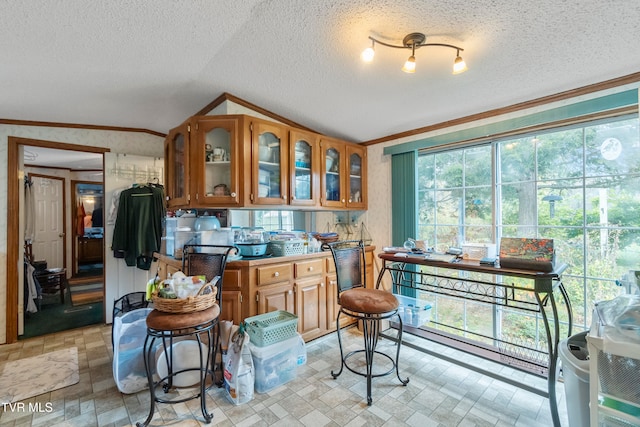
left=182, top=245, right=236, bottom=302
left=327, top=240, right=366, bottom=296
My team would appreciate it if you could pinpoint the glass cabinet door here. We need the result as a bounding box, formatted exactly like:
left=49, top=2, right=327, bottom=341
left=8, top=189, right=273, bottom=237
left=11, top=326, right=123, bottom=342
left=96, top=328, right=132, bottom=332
left=253, top=120, right=286, bottom=204
left=165, top=122, right=190, bottom=208
left=347, top=144, right=366, bottom=209
left=197, top=117, right=239, bottom=205
left=290, top=130, right=317, bottom=206
left=321, top=138, right=345, bottom=208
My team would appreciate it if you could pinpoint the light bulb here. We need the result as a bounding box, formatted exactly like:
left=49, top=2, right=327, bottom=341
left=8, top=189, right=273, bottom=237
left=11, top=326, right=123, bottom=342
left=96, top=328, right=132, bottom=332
left=453, top=55, right=467, bottom=74
left=402, top=55, right=416, bottom=73
left=361, top=46, right=375, bottom=62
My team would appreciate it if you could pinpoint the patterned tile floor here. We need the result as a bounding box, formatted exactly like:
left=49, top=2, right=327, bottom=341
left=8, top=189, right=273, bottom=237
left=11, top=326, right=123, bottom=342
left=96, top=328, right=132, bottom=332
left=0, top=323, right=570, bottom=426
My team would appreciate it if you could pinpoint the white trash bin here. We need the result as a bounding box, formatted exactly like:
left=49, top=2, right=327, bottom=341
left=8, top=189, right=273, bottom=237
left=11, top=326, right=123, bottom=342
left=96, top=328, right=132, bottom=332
left=113, top=307, right=154, bottom=394
left=559, top=331, right=590, bottom=427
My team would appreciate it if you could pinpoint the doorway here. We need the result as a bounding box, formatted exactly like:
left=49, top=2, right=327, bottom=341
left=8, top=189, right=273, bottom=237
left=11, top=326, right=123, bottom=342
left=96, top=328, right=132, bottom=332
left=72, top=181, right=105, bottom=278
left=6, top=136, right=108, bottom=342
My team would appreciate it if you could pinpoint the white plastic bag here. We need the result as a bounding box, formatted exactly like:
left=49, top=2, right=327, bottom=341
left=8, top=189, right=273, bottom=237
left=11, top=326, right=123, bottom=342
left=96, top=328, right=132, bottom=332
left=223, top=328, right=254, bottom=405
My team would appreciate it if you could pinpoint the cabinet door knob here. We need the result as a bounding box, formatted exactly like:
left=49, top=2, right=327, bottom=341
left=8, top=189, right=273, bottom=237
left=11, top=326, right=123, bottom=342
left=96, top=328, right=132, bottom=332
left=231, top=192, right=236, bottom=197
left=274, top=271, right=280, bottom=277
left=288, top=290, right=292, bottom=295
left=342, top=199, right=346, bottom=203
left=308, top=266, right=313, bottom=271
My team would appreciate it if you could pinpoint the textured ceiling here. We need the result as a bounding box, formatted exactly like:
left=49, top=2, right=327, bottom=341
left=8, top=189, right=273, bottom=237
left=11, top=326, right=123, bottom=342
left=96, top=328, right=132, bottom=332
left=2, top=0, right=640, bottom=147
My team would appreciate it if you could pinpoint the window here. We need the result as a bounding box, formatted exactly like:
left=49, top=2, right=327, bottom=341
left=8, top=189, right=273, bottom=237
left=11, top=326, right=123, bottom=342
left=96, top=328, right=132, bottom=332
left=417, top=115, right=640, bottom=349
left=253, top=210, right=295, bottom=231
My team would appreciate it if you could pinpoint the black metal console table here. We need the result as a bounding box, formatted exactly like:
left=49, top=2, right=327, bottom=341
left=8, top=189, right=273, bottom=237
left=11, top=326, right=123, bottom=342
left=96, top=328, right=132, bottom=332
left=376, top=253, right=572, bottom=427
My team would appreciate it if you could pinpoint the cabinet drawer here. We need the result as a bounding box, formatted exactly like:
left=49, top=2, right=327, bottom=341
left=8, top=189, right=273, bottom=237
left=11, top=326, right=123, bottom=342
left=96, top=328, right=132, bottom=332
left=257, top=263, right=292, bottom=286
left=294, top=259, right=324, bottom=279
left=222, top=269, right=241, bottom=291
left=326, top=258, right=336, bottom=273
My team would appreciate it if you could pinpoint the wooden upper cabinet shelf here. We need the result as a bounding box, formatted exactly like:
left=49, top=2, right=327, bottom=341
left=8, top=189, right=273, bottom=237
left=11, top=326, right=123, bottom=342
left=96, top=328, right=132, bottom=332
left=164, top=114, right=367, bottom=210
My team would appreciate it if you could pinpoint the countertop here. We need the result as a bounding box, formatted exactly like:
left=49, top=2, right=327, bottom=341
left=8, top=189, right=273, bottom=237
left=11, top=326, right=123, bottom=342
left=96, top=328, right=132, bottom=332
left=155, top=245, right=375, bottom=267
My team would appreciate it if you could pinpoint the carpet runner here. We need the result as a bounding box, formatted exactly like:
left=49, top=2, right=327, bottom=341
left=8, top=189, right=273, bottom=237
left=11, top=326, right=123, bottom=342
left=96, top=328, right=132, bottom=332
left=67, top=276, right=103, bottom=306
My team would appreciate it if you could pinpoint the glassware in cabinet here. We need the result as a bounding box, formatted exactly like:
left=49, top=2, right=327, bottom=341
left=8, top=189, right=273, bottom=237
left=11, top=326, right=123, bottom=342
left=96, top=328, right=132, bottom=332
left=192, top=116, right=241, bottom=206
left=195, top=117, right=240, bottom=206
left=290, top=130, right=318, bottom=206
left=346, top=144, right=367, bottom=209
left=320, top=138, right=344, bottom=208
left=252, top=120, right=287, bottom=204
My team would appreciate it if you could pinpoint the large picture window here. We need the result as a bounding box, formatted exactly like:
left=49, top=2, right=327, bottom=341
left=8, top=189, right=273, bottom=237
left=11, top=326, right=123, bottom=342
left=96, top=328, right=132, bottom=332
left=416, top=115, right=640, bottom=349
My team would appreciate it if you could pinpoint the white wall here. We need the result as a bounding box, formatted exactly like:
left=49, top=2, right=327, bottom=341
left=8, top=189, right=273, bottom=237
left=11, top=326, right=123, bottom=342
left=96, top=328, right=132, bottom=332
left=0, top=124, right=164, bottom=344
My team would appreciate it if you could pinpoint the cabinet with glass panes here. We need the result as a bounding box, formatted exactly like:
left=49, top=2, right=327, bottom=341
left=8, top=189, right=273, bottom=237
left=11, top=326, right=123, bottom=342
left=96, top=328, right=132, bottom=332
left=319, top=137, right=367, bottom=209
left=164, top=115, right=366, bottom=210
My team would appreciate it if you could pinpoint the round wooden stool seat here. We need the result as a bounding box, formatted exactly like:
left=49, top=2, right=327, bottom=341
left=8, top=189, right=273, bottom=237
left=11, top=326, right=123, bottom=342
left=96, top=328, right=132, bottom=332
left=339, top=288, right=399, bottom=314
left=146, top=305, right=220, bottom=331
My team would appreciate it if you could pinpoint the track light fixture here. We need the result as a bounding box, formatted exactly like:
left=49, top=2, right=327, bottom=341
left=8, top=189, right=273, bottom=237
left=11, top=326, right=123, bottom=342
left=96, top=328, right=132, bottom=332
left=361, top=32, right=467, bottom=75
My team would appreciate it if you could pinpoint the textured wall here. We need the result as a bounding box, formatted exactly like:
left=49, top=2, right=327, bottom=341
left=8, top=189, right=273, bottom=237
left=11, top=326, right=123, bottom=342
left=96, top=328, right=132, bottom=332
left=0, top=124, right=163, bottom=344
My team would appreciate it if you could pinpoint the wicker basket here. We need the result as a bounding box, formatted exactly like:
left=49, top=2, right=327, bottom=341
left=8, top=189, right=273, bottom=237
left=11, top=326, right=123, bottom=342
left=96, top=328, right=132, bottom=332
left=244, top=310, right=298, bottom=347
left=152, top=281, right=217, bottom=314
left=312, top=233, right=339, bottom=245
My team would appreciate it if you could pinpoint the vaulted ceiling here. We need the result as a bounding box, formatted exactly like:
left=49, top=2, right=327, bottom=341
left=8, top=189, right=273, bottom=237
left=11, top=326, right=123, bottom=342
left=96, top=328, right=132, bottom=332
left=2, top=0, right=640, bottom=147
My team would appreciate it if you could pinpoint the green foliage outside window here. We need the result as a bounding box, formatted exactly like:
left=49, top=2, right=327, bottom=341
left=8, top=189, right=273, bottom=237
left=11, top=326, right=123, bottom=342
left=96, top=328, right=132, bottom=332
left=417, top=115, right=640, bottom=349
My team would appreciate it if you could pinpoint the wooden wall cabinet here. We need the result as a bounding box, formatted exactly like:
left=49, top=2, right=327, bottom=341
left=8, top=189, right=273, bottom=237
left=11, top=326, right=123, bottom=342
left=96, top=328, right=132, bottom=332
left=165, top=114, right=366, bottom=210
left=165, top=122, right=191, bottom=209
left=289, top=129, right=320, bottom=207
left=165, top=115, right=245, bottom=209
left=320, top=137, right=367, bottom=209
left=250, top=119, right=288, bottom=205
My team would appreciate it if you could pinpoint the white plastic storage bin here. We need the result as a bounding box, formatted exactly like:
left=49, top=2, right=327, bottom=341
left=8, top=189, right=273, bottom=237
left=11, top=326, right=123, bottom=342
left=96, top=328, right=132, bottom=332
left=248, top=333, right=301, bottom=393
left=394, top=293, right=432, bottom=327
left=112, top=308, right=154, bottom=394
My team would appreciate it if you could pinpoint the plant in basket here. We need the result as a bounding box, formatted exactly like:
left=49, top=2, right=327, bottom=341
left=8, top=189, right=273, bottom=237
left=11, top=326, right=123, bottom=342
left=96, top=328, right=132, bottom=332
left=151, top=272, right=220, bottom=313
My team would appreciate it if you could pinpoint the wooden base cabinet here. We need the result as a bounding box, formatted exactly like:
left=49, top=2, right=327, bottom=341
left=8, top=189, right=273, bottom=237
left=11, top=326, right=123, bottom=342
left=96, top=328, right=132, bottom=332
left=154, top=247, right=374, bottom=342
left=294, top=258, right=326, bottom=341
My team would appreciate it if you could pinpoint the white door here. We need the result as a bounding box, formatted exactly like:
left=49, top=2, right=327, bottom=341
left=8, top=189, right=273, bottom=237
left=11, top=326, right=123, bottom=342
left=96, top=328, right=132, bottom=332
left=32, top=175, right=65, bottom=268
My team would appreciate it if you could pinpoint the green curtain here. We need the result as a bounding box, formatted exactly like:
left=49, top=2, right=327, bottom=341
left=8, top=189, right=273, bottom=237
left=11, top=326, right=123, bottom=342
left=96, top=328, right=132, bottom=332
left=391, top=151, right=417, bottom=297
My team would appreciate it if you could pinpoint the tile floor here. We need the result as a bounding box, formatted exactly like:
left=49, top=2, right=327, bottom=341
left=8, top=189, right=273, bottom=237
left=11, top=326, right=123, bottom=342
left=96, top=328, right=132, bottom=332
left=0, top=323, right=570, bottom=427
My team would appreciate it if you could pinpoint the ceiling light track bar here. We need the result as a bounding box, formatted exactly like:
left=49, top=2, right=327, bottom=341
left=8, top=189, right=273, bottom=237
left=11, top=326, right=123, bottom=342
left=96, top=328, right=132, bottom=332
left=362, top=32, right=468, bottom=74
left=367, top=35, right=463, bottom=53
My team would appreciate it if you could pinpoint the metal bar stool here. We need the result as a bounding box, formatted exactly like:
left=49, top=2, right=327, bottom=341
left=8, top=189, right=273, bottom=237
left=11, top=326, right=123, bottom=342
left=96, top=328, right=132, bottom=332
left=326, top=240, right=409, bottom=405
left=136, top=245, right=234, bottom=426
left=136, top=307, right=218, bottom=426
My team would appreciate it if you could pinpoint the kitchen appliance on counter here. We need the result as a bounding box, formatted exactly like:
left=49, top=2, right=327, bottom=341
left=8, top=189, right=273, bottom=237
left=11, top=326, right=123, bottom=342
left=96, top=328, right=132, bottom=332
left=165, top=210, right=229, bottom=257
left=234, top=227, right=270, bottom=257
